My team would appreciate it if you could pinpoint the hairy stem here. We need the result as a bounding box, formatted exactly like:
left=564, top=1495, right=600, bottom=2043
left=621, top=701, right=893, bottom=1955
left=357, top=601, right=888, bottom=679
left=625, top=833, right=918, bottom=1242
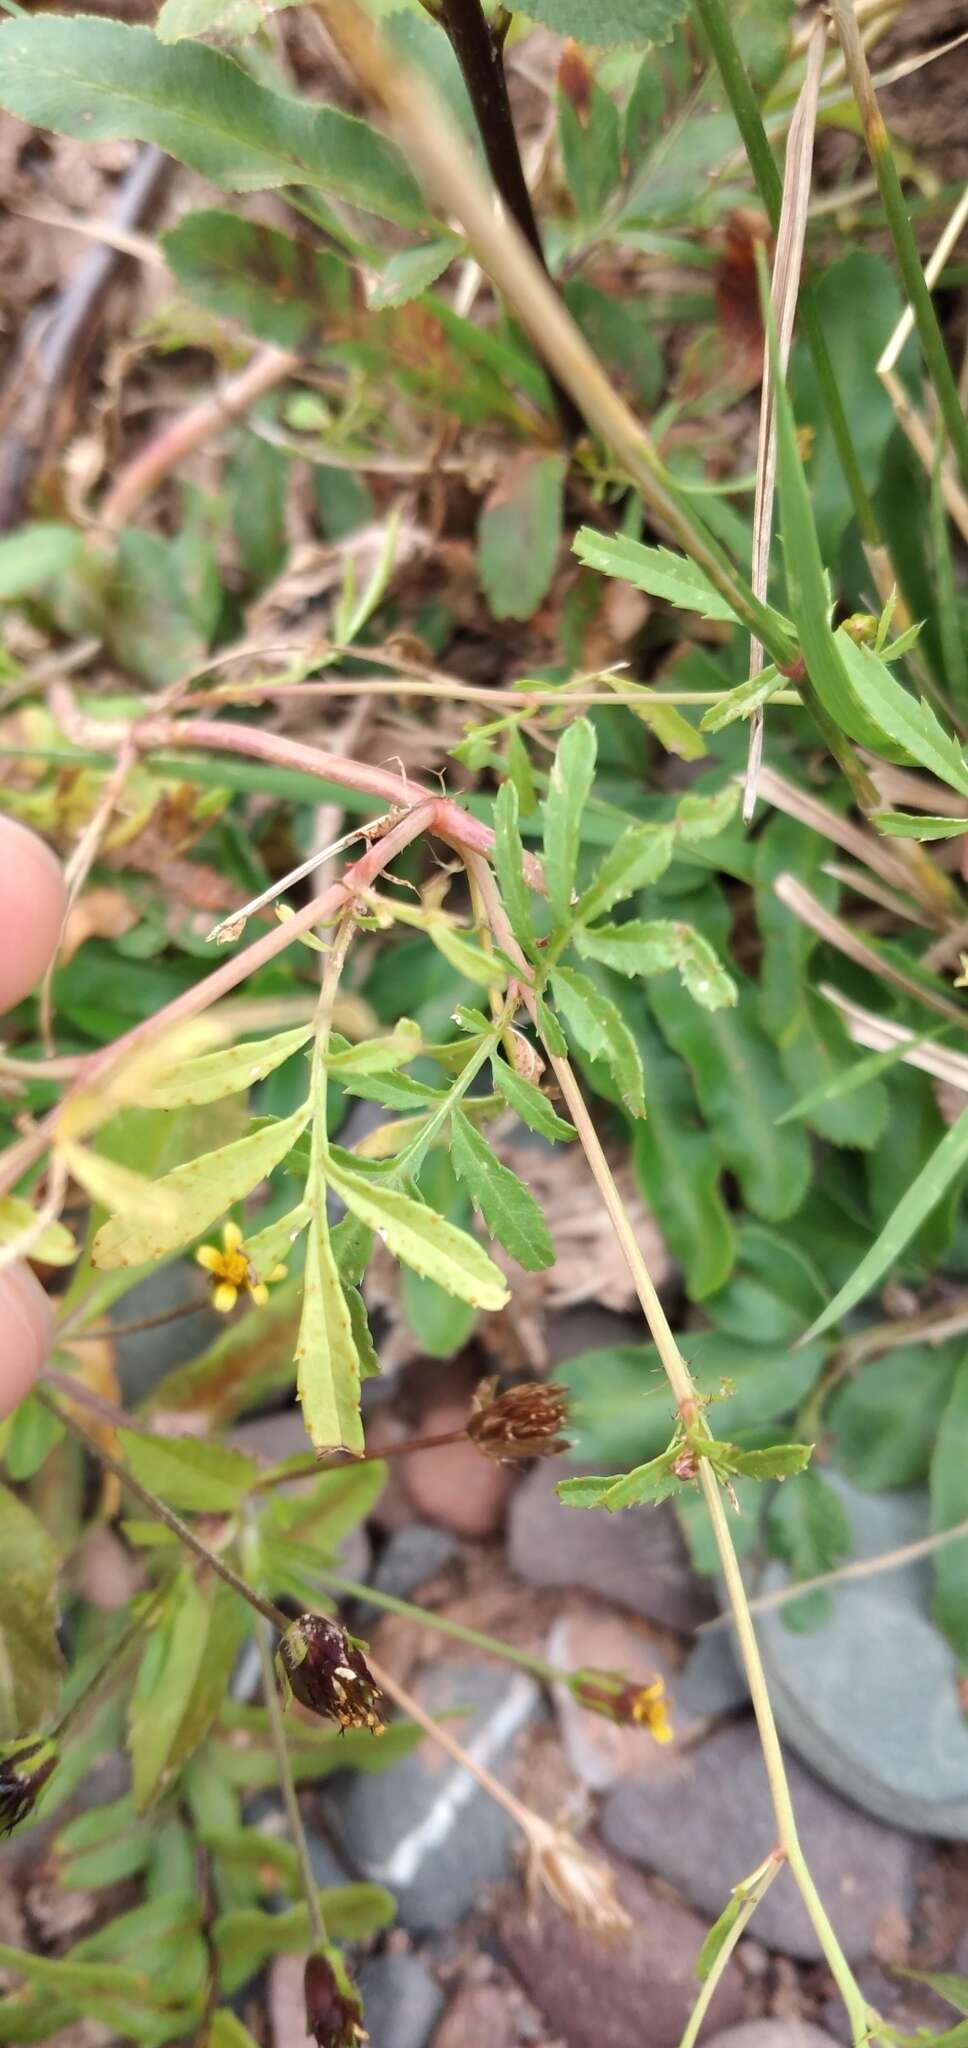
left=436, top=0, right=582, bottom=439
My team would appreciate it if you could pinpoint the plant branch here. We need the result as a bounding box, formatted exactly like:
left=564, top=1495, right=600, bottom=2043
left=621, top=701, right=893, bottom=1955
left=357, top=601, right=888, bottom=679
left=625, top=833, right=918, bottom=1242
left=248, top=1427, right=468, bottom=1490
left=436, top=0, right=582, bottom=439
left=319, top=1569, right=562, bottom=1686
left=466, top=848, right=872, bottom=2043
left=679, top=1856, right=782, bottom=2048
left=40, top=1390, right=289, bottom=1632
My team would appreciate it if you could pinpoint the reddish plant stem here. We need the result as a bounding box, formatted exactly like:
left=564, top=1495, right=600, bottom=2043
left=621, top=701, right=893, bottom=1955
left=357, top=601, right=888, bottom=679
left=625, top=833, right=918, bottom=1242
left=249, top=1427, right=467, bottom=1491
left=0, top=801, right=435, bottom=1199
left=138, top=713, right=545, bottom=886
left=100, top=345, right=299, bottom=530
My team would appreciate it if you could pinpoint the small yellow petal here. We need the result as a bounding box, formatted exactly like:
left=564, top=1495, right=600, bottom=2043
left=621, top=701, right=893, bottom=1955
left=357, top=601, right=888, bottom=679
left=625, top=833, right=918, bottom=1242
left=213, top=1282, right=238, bottom=1313
left=196, top=1245, right=221, bottom=1273
left=222, top=1220, right=244, bottom=1254
left=268, top=1263, right=288, bottom=1284
left=248, top=1282, right=270, bottom=1307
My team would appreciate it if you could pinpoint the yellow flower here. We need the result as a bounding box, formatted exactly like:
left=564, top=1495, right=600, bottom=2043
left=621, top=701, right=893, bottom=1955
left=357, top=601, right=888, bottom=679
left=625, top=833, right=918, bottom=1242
left=196, top=1221, right=286, bottom=1314
left=625, top=1676, right=674, bottom=1745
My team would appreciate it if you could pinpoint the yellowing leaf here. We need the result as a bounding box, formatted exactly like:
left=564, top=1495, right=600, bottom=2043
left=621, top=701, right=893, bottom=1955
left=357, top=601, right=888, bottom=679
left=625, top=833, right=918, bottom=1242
left=295, top=1206, right=364, bottom=1456
left=144, top=1025, right=313, bottom=1107
left=90, top=1104, right=310, bottom=1269
left=0, top=1195, right=76, bottom=1265
left=324, top=1156, right=509, bottom=1311
left=62, top=1142, right=180, bottom=1231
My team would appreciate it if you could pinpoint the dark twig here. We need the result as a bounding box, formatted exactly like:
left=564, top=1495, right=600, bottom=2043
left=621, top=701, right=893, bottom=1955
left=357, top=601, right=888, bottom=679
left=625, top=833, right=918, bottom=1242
left=437, top=0, right=583, bottom=440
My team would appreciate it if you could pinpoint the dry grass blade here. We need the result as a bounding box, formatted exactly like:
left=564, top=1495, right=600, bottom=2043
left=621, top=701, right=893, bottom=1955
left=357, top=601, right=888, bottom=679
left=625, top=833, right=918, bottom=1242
left=820, top=983, right=968, bottom=1092
left=700, top=1511, right=968, bottom=1632
left=754, top=763, right=942, bottom=918
left=774, top=871, right=968, bottom=1025
left=744, top=15, right=826, bottom=821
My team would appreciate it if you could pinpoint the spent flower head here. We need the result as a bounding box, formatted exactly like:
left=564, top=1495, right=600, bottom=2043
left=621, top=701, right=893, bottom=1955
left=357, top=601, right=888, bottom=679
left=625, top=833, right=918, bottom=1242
left=278, top=1614, right=384, bottom=1734
left=467, top=1377, right=570, bottom=1463
left=196, top=1220, right=286, bottom=1313
left=524, top=1816, right=631, bottom=1938
left=304, top=1951, right=366, bottom=2047
left=0, top=1741, right=57, bottom=1837
left=569, top=1669, right=673, bottom=1744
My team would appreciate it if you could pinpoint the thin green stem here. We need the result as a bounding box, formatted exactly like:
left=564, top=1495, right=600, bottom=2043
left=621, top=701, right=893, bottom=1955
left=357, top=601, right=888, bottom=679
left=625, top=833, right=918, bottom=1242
left=318, top=1569, right=562, bottom=1686
left=678, top=1857, right=782, bottom=2048
left=828, top=0, right=968, bottom=491
left=41, top=1390, right=288, bottom=1633
left=253, top=1599, right=327, bottom=1948
left=691, top=0, right=880, bottom=545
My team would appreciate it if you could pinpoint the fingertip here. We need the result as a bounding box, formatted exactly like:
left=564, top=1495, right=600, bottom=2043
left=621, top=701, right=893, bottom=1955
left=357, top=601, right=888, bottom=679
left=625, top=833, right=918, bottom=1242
left=0, top=1263, right=53, bottom=1416
left=0, top=814, right=66, bottom=1010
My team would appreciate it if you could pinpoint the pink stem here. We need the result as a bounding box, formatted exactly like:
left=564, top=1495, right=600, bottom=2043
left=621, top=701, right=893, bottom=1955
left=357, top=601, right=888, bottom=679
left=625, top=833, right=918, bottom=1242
left=0, top=801, right=434, bottom=1198
left=100, top=345, right=299, bottom=530
left=139, top=714, right=544, bottom=885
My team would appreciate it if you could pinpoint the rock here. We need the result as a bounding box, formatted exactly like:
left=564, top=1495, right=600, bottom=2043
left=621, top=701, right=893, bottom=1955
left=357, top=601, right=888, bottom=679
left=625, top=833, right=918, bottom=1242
left=509, top=1461, right=713, bottom=1633
left=753, top=1475, right=968, bottom=1839
left=499, top=1853, right=744, bottom=2048
left=403, top=1401, right=514, bottom=1538
left=356, top=1954, right=444, bottom=2048
left=372, top=1524, right=459, bottom=1603
left=602, top=1719, right=917, bottom=1964
left=113, top=1263, right=220, bottom=1402
left=675, top=1627, right=749, bottom=1720
left=432, top=1984, right=516, bottom=2048
left=547, top=1605, right=694, bottom=1792
left=269, top=1952, right=308, bottom=2047
left=328, top=1661, right=542, bottom=1932
left=705, top=2027, right=841, bottom=2048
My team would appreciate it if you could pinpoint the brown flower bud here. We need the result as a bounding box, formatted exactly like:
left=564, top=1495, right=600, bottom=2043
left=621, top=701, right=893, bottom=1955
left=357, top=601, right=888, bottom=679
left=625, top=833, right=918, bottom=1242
left=467, top=1378, right=571, bottom=1463
left=278, top=1616, right=384, bottom=1734
left=570, top=1669, right=673, bottom=1744
left=304, top=1952, right=365, bottom=2048
left=671, top=1446, right=700, bottom=1482
left=0, top=1742, right=57, bottom=1837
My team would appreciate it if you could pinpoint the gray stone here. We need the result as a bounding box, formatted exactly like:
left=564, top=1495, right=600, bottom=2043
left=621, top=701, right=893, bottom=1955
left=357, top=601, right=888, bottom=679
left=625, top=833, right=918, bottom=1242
left=356, top=1954, right=444, bottom=2048
left=509, top=1460, right=713, bottom=1633
left=705, top=2028, right=840, bottom=2048
left=353, top=1524, right=459, bottom=1627
left=113, top=1263, right=221, bottom=1402
left=241, top=1793, right=351, bottom=1892
left=675, top=1628, right=749, bottom=1720
left=753, top=1474, right=968, bottom=1839
left=499, top=1853, right=744, bottom=2048
left=601, top=1718, right=917, bottom=1963
left=328, top=1661, right=542, bottom=1933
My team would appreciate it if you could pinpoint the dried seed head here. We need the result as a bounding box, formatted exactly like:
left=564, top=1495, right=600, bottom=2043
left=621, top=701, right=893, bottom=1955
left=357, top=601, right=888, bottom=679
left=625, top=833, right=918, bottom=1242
left=570, top=1669, right=674, bottom=1745
left=505, top=1029, right=545, bottom=1085
left=304, top=1951, right=365, bottom=2047
left=0, top=1742, right=57, bottom=1837
left=278, top=1616, right=384, bottom=1735
left=467, top=1378, right=571, bottom=1463
left=526, top=1818, right=631, bottom=1938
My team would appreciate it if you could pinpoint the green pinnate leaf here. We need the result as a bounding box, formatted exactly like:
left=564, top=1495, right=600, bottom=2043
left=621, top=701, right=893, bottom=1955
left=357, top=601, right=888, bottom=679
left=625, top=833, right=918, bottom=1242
left=491, top=1055, right=575, bottom=1142
left=705, top=1440, right=814, bottom=1481
left=551, top=964, right=645, bottom=1117
left=368, top=237, right=457, bottom=309
left=557, top=1447, right=679, bottom=1511
left=765, top=1469, right=851, bottom=1630
left=450, top=1107, right=554, bottom=1271
left=576, top=918, right=736, bottom=1010
left=0, top=1195, right=76, bottom=1265
left=143, top=1025, right=313, bottom=1108
left=323, top=1155, right=509, bottom=1311
left=90, top=1103, right=311, bottom=1269
left=0, top=523, right=82, bottom=599
left=295, top=1204, right=364, bottom=1457
left=699, top=666, right=784, bottom=734
left=543, top=718, right=598, bottom=926
left=574, top=526, right=789, bottom=630
left=493, top=778, right=535, bottom=953
left=574, top=823, right=675, bottom=925
left=128, top=1569, right=211, bottom=1811
left=0, top=18, right=423, bottom=219
left=674, top=783, right=741, bottom=843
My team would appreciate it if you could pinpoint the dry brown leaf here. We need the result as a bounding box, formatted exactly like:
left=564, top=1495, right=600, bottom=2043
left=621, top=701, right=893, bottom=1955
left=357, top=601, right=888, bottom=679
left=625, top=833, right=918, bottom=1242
left=59, top=886, right=139, bottom=965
